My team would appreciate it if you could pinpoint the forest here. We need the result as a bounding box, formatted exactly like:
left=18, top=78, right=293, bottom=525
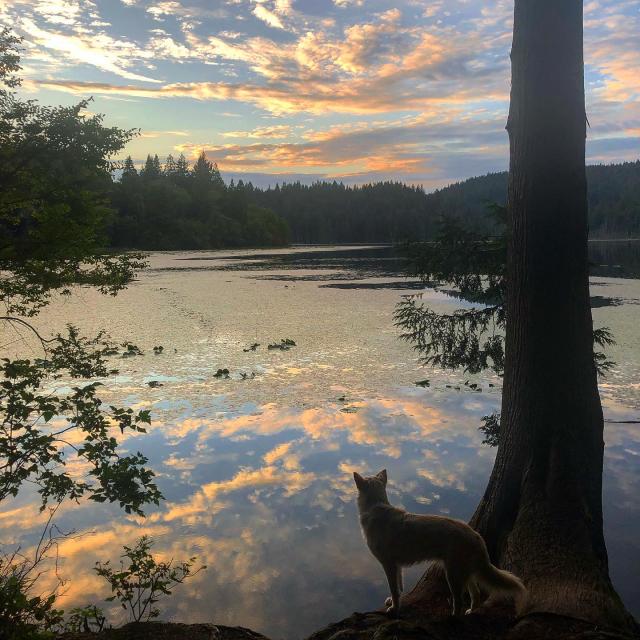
left=108, top=152, right=290, bottom=250
left=108, top=158, right=640, bottom=248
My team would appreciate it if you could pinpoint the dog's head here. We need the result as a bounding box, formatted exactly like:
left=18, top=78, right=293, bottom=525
left=353, top=469, right=388, bottom=508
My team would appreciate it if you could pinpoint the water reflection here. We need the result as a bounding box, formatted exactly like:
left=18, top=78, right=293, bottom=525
left=0, top=245, right=638, bottom=638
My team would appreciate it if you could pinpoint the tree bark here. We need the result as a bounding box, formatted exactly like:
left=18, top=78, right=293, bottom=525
left=408, top=2, right=635, bottom=632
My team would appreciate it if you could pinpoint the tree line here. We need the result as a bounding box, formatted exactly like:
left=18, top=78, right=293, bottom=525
left=412, top=161, right=640, bottom=239
left=108, top=152, right=290, bottom=249
left=107, top=158, right=639, bottom=249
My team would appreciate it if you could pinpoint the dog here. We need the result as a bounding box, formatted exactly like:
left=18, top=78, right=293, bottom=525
left=354, top=469, right=525, bottom=617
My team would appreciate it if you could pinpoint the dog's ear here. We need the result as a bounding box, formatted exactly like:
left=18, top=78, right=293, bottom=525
left=376, top=469, right=387, bottom=485
left=353, top=472, right=366, bottom=490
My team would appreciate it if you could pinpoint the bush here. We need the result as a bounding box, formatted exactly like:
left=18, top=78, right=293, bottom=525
left=95, top=536, right=205, bottom=623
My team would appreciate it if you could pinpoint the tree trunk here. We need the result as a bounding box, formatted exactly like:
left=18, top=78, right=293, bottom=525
left=408, top=2, right=635, bottom=632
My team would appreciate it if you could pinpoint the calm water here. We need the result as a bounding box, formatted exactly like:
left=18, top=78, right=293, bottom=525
left=1, top=243, right=639, bottom=638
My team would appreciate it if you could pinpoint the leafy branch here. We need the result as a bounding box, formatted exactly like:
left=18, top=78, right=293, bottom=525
left=94, top=536, right=205, bottom=623
left=397, top=207, right=616, bottom=446
left=0, top=325, right=162, bottom=514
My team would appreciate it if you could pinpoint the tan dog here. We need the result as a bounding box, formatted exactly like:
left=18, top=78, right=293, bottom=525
left=354, top=469, right=525, bottom=617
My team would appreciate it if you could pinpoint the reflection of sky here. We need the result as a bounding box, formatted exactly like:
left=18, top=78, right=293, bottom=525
left=0, top=247, right=639, bottom=638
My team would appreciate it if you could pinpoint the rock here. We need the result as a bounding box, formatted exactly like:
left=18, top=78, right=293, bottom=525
left=53, top=612, right=639, bottom=640
left=56, top=622, right=271, bottom=640
left=303, top=607, right=639, bottom=640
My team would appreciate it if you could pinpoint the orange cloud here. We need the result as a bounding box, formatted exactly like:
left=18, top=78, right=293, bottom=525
left=161, top=465, right=315, bottom=523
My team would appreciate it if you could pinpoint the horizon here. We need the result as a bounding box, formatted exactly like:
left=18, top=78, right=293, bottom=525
left=5, top=0, right=640, bottom=189
left=132, top=158, right=639, bottom=192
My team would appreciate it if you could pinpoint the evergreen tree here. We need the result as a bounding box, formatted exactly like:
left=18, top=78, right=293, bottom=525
left=121, top=155, right=138, bottom=180
left=191, top=150, right=223, bottom=187
left=141, top=154, right=161, bottom=180
left=175, top=153, right=190, bottom=178
left=108, top=148, right=290, bottom=250
left=164, top=153, right=177, bottom=177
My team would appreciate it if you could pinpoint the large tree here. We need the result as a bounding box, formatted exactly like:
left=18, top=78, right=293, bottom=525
left=402, top=2, right=636, bottom=633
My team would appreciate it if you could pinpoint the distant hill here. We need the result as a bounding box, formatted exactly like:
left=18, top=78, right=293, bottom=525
left=422, top=160, right=640, bottom=239
left=246, top=160, right=640, bottom=243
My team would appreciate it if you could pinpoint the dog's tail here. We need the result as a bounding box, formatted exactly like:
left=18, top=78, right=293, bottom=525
left=475, top=562, right=526, bottom=609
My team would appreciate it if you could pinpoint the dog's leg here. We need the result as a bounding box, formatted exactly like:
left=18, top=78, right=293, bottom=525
left=382, top=562, right=401, bottom=617
left=445, top=567, right=466, bottom=617
left=466, top=581, right=482, bottom=615
left=385, top=566, right=403, bottom=607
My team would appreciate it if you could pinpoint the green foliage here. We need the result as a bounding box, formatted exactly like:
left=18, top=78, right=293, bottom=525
left=63, top=605, right=106, bottom=633
left=0, top=28, right=165, bottom=634
left=0, top=28, right=146, bottom=317
left=0, top=572, right=62, bottom=639
left=404, top=164, right=640, bottom=241
left=247, top=180, right=432, bottom=244
left=0, top=513, right=66, bottom=640
left=593, top=326, right=616, bottom=374
left=479, top=413, right=501, bottom=447
left=0, top=29, right=160, bottom=513
left=108, top=153, right=290, bottom=249
left=94, top=536, right=205, bottom=623
left=0, top=326, right=162, bottom=513
left=395, top=206, right=507, bottom=376
left=397, top=207, right=613, bottom=379
left=396, top=302, right=505, bottom=375
left=234, top=163, right=640, bottom=244
left=245, top=204, right=290, bottom=246
left=397, top=206, right=616, bottom=446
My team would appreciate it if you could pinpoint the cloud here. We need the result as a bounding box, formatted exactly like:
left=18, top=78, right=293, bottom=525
left=140, top=129, right=190, bottom=137
left=252, top=3, right=284, bottom=30
left=148, top=34, right=192, bottom=59
left=8, top=0, right=638, bottom=184
left=162, top=464, right=315, bottom=523
left=33, top=0, right=82, bottom=26
left=334, top=8, right=404, bottom=73
left=20, top=17, right=160, bottom=82
left=222, top=124, right=295, bottom=139
left=35, top=75, right=507, bottom=115
left=146, top=1, right=183, bottom=20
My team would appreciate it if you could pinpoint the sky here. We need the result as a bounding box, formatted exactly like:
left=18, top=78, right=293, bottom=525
left=3, top=0, right=639, bottom=189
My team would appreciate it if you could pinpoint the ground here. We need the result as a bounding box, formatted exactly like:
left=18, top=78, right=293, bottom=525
left=55, top=605, right=639, bottom=640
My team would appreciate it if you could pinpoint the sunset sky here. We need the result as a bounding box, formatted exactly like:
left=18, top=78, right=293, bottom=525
left=3, top=0, right=639, bottom=188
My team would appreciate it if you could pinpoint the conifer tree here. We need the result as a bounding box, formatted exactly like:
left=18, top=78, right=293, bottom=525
left=122, top=155, right=138, bottom=180
left=164, top=153, right=177, bottom=177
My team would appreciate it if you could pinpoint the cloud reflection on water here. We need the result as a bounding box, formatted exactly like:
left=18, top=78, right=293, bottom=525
left=0, top=247, right=638, bottom=637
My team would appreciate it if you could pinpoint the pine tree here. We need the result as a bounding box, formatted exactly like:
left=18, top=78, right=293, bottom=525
left=191, top=150, right=214, bottom=182
left=122, top=155, right=138, bottom=180
left=175, top=153, right=190, bottom=178
left=141, top=154, right=160, bottom=179
left=164, top=153, right=177, bottom=177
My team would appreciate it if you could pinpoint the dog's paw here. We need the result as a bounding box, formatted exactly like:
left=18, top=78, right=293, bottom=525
left=384, top=597, right=392, bottom=607
left=465, top=608, right=473, bottom=615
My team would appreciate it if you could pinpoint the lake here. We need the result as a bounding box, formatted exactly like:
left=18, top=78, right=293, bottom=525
left=1, top=243, right=639, bottom=638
